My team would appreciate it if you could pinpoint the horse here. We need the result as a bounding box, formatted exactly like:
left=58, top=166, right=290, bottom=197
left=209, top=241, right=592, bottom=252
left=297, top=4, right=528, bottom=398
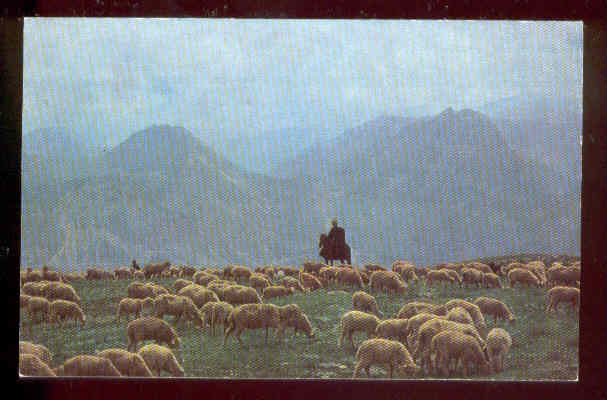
left=319, top=233, right=351, bottom=266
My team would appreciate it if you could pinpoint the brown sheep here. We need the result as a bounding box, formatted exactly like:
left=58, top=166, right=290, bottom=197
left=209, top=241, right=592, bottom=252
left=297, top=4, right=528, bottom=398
left=223, top=303, right=285, bottom=345
left=126, top=316, right=181, bottom=352
left=444, top=299, right=486, bottom=332
left=364, top=264, right=388, bottom=273
left=116, top=297, right=154, bottom=323
left=153, top=294, right=203, bottom=327
left=28, top=296, right=51, bottom=322
left=283, top=311, right=315, bottom=338
left=508, top=268, right=541, bottom=288
left=414, top=266, right=430, bottom=278
left=147, top=283, right=169, bottom=298
left=352, top=291, right=383, bottom=318
left=525, top=261, right=548, bottom=285
left=127, top=281, right=155, bottom=299
left=114, top=267, right=134, bottom=280
left=338, top=310, right=381, bottom=350
left=302, top=261, right=326, bottom=276
left=353, top=338, right=420, bottom=378
left=54, top=355, right=122, bottom=376
left=193, top=271, right=219, bottom=286
left=547, top=265, right=580, bottom=288
left=335, top=268, right=364, bottom=290
left=49, top=300, right=86, bottom=326
left=546, top=286, right=580, bottom=313
left=61, top=273, right=85, bottom=283
left=222, top=265, right=234, bottom=279
left=404, top=312, right=446, bottom=349
left=461, top=268, right=484, bottom=288
left=19, top=354, right=56, bottom=377
left=300, top=271, right=324, bottom=291
left=500, top=262, right=526, bottom=277
left=179, top=265, right=197, bottom=278
left=250, top=273, right=272, bottom=292
left=482, top=272, right=503, bottom=289
left=42, top=281, right=81, bottom=304
left=359, top=270, right=370, bottom=285
left=466, top=262, right=493, bottom=274
left=21, top=269, right=43, bottom=285
left=375, top=319, right=409, bottom=344
left=143, top=261, right=171, bottom=279
left=414, top=318, right=485, bottom=371
left=231, top=265, right=252, bottom=283
left=134, top=270, right=145, bottom=280
left=398, top=266, right=419, bottom=284
left=425, top=270, right=455, bottom=287
left=319, top=266, right=339, bottom=283
left=278, top=266, right=302, bottom=277
left=42, top=266, right=62, bottom=282
left=486, top=328, right=512, bottom=372
left=391, top=260, right=415, bottom=272
left=97, top=348, right=154, bottom=377
left=430, top=329, right=491, bottom=377
left=178, top=283, right=220, bottom=308
left=174, top=279, right=194, bottom=293
left=440, top=269, right=462, bottom=286
left=280, top=276, right=306, bottom=293
left=396, top=302, right=447, bottom=319
left=262, top=285, right=295, bottom=300
left=86, top=268, right=115, bottom=280
left=369, top=270, right=406, bottom=295
left=222, top=285, right=263, bottom=305
left=20, top=294, right=31, bottom=309
left=446, top=306, right=474, bottom=325
left=473, top=297, right=516, bottom=324
left=137, top=344, right=185, bottom=377
left=200, top=301, right=234, bottom=336
left=19, top=341, right=52, bottom=367
left=22, top=281, right=48, bottom=297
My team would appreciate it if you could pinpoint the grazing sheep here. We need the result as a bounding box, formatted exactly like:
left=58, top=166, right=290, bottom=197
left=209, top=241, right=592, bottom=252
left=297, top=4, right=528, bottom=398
left=425, top=270, right=455, bottom=287
left=352, top=291, right=383, bottom=318
left=300, top=271, right=324, bottom=291
left=546, top=286, right=580, bottom=313
left=178, top=283, right=220, bottom=308
left=42, top=281, right=81, bottom=304
left=231, top=265, right=252, bottom=283
left=500, top=262, right=525, bottom=277
left=444, top=299, right=486, bottom=332
left=441, top=269, right=462, bottom=287
left=473, top=297, right=515, bottom=324
left=486, top=328, right=512, bottom=372
left=134, top=270, right=145, bottom=280
left=280, top=276, right=306, bottom=293
left=223, top=303, right=285, bottom=345
left=466, top=262, right=493, bottom=274
left=193, top=271, right=219, bottom=286
left=250, top=273, right=272, bottom=292
left=404, top=313, right=446, bottom=349
left=61, top=273, right=85, bottom=283
left=396, top=302, right=447, bottom=319
left=319, top=266, right=339, bottom=283
left=49, top=300, right=86, bottom=326
left=20, top=294, right=31, bottom=309
left=21, top=269, right=43, bottom=285
left=22, top=281, right=48, bottom=297
left=179, top=265, right=197, bottom=278
left=369, top=270, right=406, bottom=295
left=42, top=266, right=62, bottom=282
left=143, top=261, right=171, bottom=279
left=126, top=316, right=181, bottom=352
left=338, top=310, right=381, bottom=350
left=19, top=341, right=52, bottom=367
left=430, top=330, right=491, bottom=377
left=174, top=279, right=194, bottom=293
left=375, top=319, right=409, bottom=344
left=137, top=344, right=184, bottom=377
left=97, top=348, right=154, bottom=377
left=359, top=270, right=370, bottom=285
left=200, top=301, right=234, bottom=336
left=283, top=312, right=315, bottom=338
left=414, top=318, right=485, bottom=372
left=147, top=283, right=169, bottom=298
left=54, top=355, right=122, bottom=376
left=508, top=268, right=541, bottom=288
left=461, top=268, right=484, bottom=288
left=352, top=339, right=419, bottom=378
left=525, top=261, right=548, bottom=285
left=302, top=261, right=326, bottom=275
left=86, top=268, right=115, bottom=280
left=279, top=266, right=303, bottom=277
left=19, top=354, right=56, bottom=377
left=446, top=306, right=474, bottom=325
left=414, top=266, right=430, bottom=278
left=128, top=281, right=155, bottom=299
left=547, top=265, right=580, bottom=288
left=154, top=294, right=203, bottom=327
left=364, top=264, right=388, bottom=273
left=482, top=273, right=503, bottom=289
left=335, top=268, right=365, bottom=290
left=222, top=285, right=263, bottom=305
left=27, top=296, right=51, bottom=322
left=114, top=267, right=134, bottom=280
left=117, top=297, right=154, bottom=323
left=262, top=285, right=295, bottom=300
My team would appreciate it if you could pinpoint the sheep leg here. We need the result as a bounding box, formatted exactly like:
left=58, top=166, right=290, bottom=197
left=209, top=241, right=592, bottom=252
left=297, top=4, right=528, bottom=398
left=389, top=364, right=393, bottom=379
left=352, top=362, right=362, bottom=378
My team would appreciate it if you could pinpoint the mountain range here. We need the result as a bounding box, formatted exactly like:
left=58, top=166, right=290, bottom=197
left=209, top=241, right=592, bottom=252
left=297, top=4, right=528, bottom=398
left=21, top=102, right=581, bottom=270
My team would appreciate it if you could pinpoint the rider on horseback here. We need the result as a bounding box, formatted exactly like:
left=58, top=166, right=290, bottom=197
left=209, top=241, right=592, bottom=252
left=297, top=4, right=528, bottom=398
left=327, top=218, right=346, bottom=261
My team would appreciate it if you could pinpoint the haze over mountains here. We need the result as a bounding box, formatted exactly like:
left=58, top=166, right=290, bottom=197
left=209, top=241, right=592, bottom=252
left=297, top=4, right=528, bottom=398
left=21, top=97, right=581, bottom=271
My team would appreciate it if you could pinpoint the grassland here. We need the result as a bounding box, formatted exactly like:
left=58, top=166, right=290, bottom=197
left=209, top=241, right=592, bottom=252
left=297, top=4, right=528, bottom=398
left=19, top=274, right=578, bottom=380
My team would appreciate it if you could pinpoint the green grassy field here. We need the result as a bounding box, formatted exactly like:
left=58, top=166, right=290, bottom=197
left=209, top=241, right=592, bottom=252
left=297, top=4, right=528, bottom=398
left=19, top=274, right=578, bottom=380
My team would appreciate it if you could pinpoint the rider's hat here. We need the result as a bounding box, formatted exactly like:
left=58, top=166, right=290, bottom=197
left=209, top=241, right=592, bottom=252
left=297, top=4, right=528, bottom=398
left=331, top=218, right=338, bottom=226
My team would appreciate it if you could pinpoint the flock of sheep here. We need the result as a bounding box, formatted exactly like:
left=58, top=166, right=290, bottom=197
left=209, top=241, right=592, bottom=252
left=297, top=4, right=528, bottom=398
left=19, top=259, right=580, bottom=379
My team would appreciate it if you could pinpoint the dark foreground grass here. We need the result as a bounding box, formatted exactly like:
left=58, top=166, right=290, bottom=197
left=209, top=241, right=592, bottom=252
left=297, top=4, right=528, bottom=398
left=19, top=276, right=578, bottom=380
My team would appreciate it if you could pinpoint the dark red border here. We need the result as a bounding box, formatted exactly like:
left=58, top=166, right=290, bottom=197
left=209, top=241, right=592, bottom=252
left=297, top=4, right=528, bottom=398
left=4, top=2, right=607, bottom=400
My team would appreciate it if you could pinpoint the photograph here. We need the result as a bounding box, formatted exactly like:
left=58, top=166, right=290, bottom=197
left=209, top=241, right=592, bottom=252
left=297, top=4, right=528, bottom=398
left=18, top=18, right=581, bottom=380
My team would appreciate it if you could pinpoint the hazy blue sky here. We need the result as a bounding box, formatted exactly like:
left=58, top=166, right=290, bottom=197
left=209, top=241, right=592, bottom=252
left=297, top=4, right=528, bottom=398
left=23, top=19, right=582, bottom=147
